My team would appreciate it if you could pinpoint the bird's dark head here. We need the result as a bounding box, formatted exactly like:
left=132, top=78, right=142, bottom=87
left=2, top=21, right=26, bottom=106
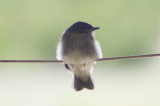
left=65, top=21, right=99, bottom=33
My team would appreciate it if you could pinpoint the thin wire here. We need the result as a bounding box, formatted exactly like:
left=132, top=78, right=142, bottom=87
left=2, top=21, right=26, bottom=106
left=96, top=53, right=160, bottom=61
left=0, top=60, right=63, bottom=63
left=0, top=53, right=160, bottom=63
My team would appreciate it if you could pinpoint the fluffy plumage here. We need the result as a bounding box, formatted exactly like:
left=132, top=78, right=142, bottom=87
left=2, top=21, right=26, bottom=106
left=56, top=21, right=102, bottom=91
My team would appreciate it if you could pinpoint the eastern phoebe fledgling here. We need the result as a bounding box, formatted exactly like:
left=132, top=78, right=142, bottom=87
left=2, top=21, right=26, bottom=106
left=56, top=21, right=102, bottom=91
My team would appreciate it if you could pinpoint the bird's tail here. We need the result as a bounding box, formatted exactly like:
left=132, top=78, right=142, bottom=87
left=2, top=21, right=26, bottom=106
left=73, top=75, right=94, bottom=91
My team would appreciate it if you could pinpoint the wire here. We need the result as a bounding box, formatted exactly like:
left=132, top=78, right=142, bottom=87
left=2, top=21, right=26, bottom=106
left=96, top=53, right=160, bottom=61
left=0, top=60, right=63, bottom=63
left=0, top=53, right=160, bottom=63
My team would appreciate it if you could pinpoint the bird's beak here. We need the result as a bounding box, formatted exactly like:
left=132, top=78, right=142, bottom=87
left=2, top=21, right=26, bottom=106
left=86, top=27, right=100, bottom=32
left=92, top=27, right=100, bottom=31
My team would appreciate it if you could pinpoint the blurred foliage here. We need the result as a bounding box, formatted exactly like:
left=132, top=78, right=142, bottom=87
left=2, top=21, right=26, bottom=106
left=0, top=0, right=160, bottom=65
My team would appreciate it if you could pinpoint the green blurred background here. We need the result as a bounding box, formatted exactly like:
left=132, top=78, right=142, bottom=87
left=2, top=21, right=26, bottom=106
left=0, top=0, right=159, bottom=60
left=0, top=0, right=160, bottom=106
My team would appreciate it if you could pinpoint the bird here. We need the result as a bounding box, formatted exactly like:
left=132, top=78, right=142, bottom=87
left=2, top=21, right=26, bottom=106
left=56, top=21, right=102, bottom=91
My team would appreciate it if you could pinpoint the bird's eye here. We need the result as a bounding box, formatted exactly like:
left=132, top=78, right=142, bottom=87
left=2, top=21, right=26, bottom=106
left=85, top=29, right=90, bottom=32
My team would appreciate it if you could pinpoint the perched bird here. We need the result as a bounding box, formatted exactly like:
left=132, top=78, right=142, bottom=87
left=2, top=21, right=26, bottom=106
left=56, top=21, right=102, bottom=91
